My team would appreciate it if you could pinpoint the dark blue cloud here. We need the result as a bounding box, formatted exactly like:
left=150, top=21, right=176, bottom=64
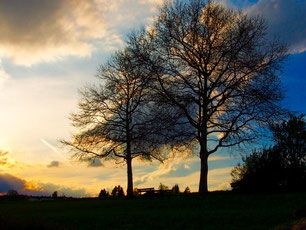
left=248, top=0, right=306, bottom=53
left=0, top=174, right=25, bottom=193
left=0, top=173, right=87, bottom=197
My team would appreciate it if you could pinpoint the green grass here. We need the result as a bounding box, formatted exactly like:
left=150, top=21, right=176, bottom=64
left=0, top=192, right=305, bottom=230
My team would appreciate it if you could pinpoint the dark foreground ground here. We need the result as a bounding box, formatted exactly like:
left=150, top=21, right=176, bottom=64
left=0, top=192, right=305, bottom=230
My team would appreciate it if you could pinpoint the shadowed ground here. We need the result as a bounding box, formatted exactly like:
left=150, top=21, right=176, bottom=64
left=0, top=192, right=305, bottom=230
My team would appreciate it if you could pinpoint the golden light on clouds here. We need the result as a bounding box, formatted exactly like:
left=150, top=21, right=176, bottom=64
left=0, top=0, right=165, bottom=67
left=0, top=148, right=236, bottom=196
left=0, top=0, right=108, bottom=66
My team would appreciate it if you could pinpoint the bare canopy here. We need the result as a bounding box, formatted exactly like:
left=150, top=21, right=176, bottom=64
left=128, top=0, right=287, bottom=193
left=61, top=50, right=168, bottom=197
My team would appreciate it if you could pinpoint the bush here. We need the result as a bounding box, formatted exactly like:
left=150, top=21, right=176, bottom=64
left=231, top=148, right=285, bottom=192
left=231, top=115, right=306, bottom=192
left=7, top=190, right=18, bottom=196
left=52, top=191, right=58, bottom=198
left=158, top=183, right=169, bottom=191
left=111, top=185, right=125, bottom=197
left=172, top=184, right=180, bottom=194
left=98, top=189, right=109, bottom=198
left=133, top=188, right=139, bottom=196
left=184, top=186, right=190, bottom=194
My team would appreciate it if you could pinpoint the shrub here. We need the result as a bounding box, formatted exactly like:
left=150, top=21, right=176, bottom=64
left=158, top=183, right=169, bottom=191
left=184, top=186, right=190, bottom=194
left=52, top=191, right=58, bottom=198
left=7, top=190, right=18, bottom=196
left=98, top=189, right=109, bottom=198
left=133, top=188, right=139, bottom=196
left=172, top=184, right=180, bottom=194
left=111, top=185, right=125, bottom=197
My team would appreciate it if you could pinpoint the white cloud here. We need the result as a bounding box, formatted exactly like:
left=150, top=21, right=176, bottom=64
left=133, top=152, right=234, bottom=190
left=134, top=159, right=177, bottom=186
left=208, top=155, right=231, bottom=161
left=0, top=60, right=10, bottom=79
left=0, top=0, right=108, bottom=66
left=214, top=182, right=231, bottom=191
left=140, top=166, right=235, bottom=192
left=1, top=0, right=302, bottom=69
left=0, top=0, right=164, bottom=68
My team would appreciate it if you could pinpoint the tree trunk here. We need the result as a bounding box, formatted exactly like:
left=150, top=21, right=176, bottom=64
left=199, top=148, right=209, bottom=194
left=126, top=157, right=133, bottom=197
left=125, top=103, right=133, bottom=198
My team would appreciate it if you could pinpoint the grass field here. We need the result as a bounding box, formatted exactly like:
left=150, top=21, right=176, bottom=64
left=0, top=192, right=305, bottom=230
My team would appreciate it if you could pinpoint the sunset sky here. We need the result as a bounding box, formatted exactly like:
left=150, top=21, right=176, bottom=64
left=0, top=0, right=305, bottom=197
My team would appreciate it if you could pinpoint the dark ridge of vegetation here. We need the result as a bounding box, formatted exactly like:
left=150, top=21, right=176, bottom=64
left=0, top=192, right=305, bottom=230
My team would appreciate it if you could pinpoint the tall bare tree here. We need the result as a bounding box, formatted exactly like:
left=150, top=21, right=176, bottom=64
left=61, top=50, right=167, bottom=197
left=128, top=0, right=287, bottom=193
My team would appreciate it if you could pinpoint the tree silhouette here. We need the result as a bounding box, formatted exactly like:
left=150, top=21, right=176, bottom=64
left=128, top=0, right=287, bottom=193
left=172, top=184, right=180, bottom=194
left=184, top=186, right=191, bottom=194
left=270, top=114, right=306, bottom=190
left=52, top=191, right=58, bottom=198
left=111, top=185, right=125, bottom=197
left=231, top=148, right=284, bottom=192
left=231, top=115, right=306, bottom=192
left=61, top=49, right=167, bottom=197
left=98, top=189, right=109, bottom=198
left=158, top=183, right=169, bottom=191
left=270, top=114, right=306, bottom=170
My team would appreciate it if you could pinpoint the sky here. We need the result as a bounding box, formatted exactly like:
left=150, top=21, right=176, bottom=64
left=0, top=0, right=305, bottom=197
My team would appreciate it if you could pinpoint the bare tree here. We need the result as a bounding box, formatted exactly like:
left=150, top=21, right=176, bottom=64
left=128, top=0, right=287, bottom=193
left=61, top=50, right=167, bottom=197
